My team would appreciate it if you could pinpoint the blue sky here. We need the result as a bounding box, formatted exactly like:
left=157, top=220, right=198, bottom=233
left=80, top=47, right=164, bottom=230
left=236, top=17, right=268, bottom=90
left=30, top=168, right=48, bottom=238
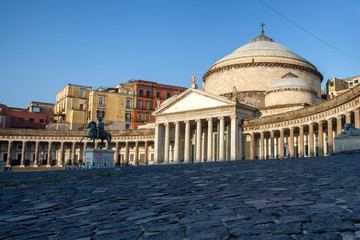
left=1, top=0, right=359, bottom=108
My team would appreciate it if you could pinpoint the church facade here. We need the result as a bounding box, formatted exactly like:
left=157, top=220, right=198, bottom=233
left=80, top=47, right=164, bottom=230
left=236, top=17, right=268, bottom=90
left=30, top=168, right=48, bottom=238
left=1, top=31, right=359, bottom=168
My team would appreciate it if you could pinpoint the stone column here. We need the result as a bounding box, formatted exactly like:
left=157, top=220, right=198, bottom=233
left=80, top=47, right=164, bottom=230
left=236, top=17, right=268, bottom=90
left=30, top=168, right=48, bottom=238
left=184, top=121, right=191, bottom=163
left=299, top=126, right=304, bottom=158
left=20, top=141, right=27, bottom=167
left=346, top=112, right=351, bottom=124
left=6, top=140, right=12, bottom=167
left=164, top=123, right=170, bottom=164
left=239, top=126, right=244, bottom=160
left=355, top=109, right=360, bottom=128
left=115, top=141, right=119, bottom=166
left=46, top=142, right=52, bottom=167
left=226, top=125, right=231, bottom=161
left=230, top=116, right=239, bottom=161
left=135, top=141, right=139, bottom=165
left=279, top=129, right=284, bottom=158
left=309, top=123, right=314, bottom=157
left=154, top=124, right=160, bottom=164
left=71, top=142, right=76, bottom=165
left=125, top=141, right=129, bottom=165
left=105, top=141, right=109, bottom=150
left=219, top=117, right=225, bottom=161
left=58, top=142, right=64, bottom=167
left=260, top=131, right=265, bottom=160
left=144, top=141, right=149, bottom=165
left=318, top=121, right=324, bottom=157
left=94, top=141, right=98, bottom=149
left=327, top=118, right=334, bottom=155
left=34, top=141, right=39, bottom=166
left=250, top=133, right=255, bottom=160
left=336, top=115, right=342, bottom=135
left=174, top=122, right=180, bottom=163
left=270, top=131, right=275, bottom=159
left=195, top=119, right=202, bottom=163
left=289, top=127, right=294, bottom=158
left=207, top=118, right=213, bottom=162
left=82, top=142, right=87, bottom=164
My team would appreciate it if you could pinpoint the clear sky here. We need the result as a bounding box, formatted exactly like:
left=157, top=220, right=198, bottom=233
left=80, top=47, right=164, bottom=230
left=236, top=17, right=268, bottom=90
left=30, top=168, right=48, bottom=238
left=1, top=0, right=359, bottom=108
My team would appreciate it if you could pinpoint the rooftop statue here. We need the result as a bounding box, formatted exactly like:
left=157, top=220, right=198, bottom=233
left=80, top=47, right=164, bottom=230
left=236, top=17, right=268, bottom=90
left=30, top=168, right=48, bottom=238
left=338, top=123, right=360, bottom=137
left=191, top=72, right=198, bottom=89
left=80, top=117, right=112, bottom=149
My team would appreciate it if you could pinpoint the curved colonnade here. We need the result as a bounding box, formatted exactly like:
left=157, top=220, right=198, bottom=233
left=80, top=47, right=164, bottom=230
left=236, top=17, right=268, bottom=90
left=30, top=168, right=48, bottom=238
left=0, top=129, right=154, bottom=167
left=243, top=84, right=360, bottom=159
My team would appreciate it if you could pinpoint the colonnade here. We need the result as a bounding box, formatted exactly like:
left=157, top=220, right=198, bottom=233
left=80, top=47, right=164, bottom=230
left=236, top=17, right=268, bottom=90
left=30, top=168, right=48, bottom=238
left=154, top=115, right=244, bottom=164
left=245, top=109, right=360, bottom=159
left=1, top=139, right=154, bottom=167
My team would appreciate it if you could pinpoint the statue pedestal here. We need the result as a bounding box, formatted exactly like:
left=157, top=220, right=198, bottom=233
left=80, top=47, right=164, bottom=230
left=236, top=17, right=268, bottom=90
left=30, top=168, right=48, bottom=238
left=84, top=149, right=115, bottom=169
left=334, top=136, right=360, bottom=154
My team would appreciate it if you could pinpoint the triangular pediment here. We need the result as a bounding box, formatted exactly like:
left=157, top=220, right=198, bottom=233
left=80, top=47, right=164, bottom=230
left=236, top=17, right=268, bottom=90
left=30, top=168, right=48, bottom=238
left=153, top=88, right=234, bottom=115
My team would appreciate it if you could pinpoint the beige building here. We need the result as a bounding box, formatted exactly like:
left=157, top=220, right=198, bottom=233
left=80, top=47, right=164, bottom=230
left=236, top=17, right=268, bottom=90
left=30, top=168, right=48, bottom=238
left=53, top=81, right=134, bottom=130
left=327, top=75, right=360, bottom=99
left=88, top=82, right=134, bottom=130
left=54, top=84, right=92, bottom=130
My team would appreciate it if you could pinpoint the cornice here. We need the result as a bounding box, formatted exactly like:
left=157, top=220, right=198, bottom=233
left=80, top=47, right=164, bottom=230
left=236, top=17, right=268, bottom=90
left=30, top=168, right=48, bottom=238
left=203, top=62, right=323, bottom=82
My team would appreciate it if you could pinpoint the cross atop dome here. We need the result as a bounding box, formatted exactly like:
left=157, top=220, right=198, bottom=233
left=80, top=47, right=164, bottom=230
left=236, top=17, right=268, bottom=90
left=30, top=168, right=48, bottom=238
left=260, top=22, right=265, bottom=34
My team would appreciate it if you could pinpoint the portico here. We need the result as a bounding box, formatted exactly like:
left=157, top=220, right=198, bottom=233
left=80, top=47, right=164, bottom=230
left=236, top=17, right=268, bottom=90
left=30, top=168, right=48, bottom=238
left=152, top=88, right=258, bottom=163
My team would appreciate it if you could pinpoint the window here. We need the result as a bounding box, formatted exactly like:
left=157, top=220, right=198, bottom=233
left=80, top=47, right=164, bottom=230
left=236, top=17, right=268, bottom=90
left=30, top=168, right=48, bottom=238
left=126, top=124, right=130, bottom=129
left=40, top=119, right=45, bottom=123
left=146, top=90, right=151, bottom=98
left=349, top=82, right=353, bottom=87
left=137, top=113, right=143, bottom=121
left=125, top=112, right=131, bottom=122
left=355, top=80, right=359, bottom=84
left=145, top=113, right=150, bottom=121
left=79, top=104, right=83, bottom=110
left=127, top=90, right=130, bottom=95
left=167, top=92, right=171, bottom=98
left=156, top=91, right=161, bottom=99
left=80, top=89, right=85, bottom=98
left=32, top=106, right=40, bottom=113
left=11, top=117, right=14, bottom=121
left=139, top=89, right=143, bottom=97
left=98, top=96, right=105, bottom=106
left=126, top=99, right=132, bottom=109
left=29, top=118, right=34, bottom=123
left=329, top=82, right=334, bottom=87
left=145, top=101, right=150, bottom=110
left=18, top=117, right=24, bottom=122
left=138, top=101, right=142, bottom=109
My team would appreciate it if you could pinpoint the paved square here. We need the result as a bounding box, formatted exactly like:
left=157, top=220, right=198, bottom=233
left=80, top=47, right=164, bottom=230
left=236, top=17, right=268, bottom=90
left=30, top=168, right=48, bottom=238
left=1, top=154, right=360, bottom=239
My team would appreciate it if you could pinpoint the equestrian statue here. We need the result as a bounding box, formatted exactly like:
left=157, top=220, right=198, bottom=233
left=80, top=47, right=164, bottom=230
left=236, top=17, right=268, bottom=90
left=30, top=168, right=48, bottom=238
left=80, top=118, right=112, bottom=149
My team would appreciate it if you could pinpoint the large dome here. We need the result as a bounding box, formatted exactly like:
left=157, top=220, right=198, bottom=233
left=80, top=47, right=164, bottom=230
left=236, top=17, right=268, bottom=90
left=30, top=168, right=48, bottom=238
left=212, top=33, right=313, bottom=69
left=203, top=31, right=323, bottom=108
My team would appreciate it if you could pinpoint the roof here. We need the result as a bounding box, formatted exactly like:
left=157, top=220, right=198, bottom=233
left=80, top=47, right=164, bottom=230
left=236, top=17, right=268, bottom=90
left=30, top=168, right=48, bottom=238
left=212, top=33, right=313, bottom=68
left=267, top=72, right=316, bottom=93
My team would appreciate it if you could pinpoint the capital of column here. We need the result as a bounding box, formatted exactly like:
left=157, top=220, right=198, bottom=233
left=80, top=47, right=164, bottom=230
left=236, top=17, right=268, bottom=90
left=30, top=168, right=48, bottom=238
left=230, top=115, right=238, bottom=120
left=195, top=119, right=202, bottom=123
left=206, top=118, right=213, bottom=122
left=218, top=116, right=224, bottom=120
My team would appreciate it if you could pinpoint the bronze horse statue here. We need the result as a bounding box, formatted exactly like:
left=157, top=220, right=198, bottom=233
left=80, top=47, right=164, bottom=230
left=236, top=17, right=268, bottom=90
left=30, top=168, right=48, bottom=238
left=80, top=121, right=111, bottom=149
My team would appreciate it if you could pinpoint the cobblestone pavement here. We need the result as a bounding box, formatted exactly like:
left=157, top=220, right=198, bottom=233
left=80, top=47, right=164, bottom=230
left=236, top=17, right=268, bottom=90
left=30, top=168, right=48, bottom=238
left=1, top=154, right=360, bottom=240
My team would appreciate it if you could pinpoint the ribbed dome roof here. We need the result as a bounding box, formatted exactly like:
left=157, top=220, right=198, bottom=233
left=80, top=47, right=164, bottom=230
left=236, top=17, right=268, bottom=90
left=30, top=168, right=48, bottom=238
left=213, top=33, right=312, bottom=67
left=267, top=72, right=316, bottom=92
